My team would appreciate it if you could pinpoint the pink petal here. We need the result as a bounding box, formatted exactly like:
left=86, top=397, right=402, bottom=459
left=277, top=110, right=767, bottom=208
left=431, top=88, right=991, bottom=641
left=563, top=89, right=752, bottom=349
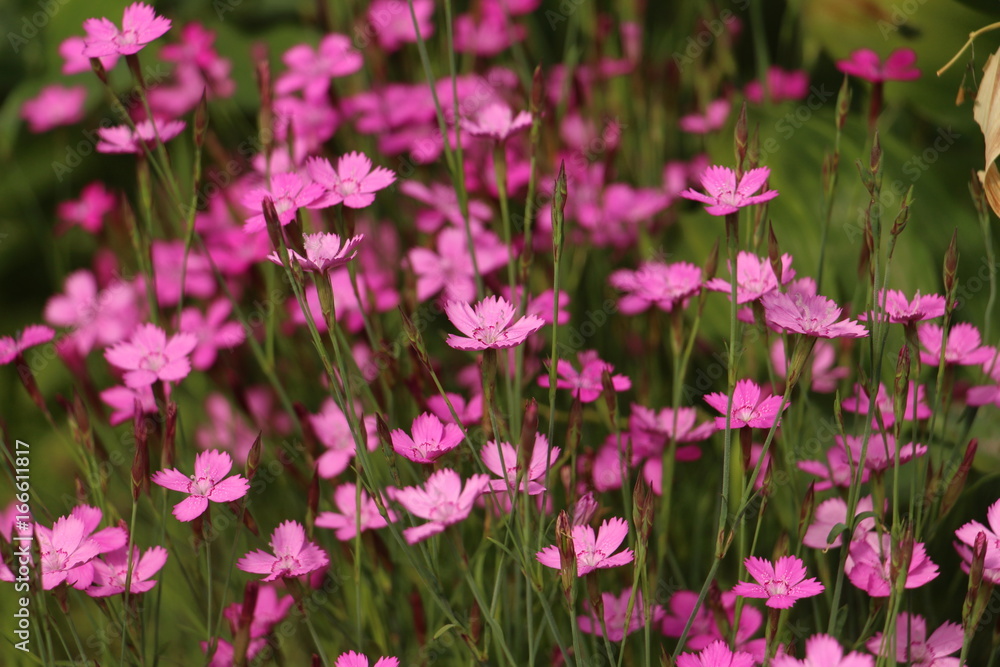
left=173, top=495, right=209, bottom=521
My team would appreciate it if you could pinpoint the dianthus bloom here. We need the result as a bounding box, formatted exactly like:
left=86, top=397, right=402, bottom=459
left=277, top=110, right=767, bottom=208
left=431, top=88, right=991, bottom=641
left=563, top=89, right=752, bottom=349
left=704, top=379, right=787, bottom=429
left=444, top=296, right=544, bottom=351
left=104, top=323, right=197, bottom=388
left=918, top=322, right=996, bottom=366
left=609, top=261, right=703, bottom=314
left=706, top=251, right=795, bottom=304
left=391, top=469, right=489, bottom=544
left=237, top=521, right=329, bottom=582
left=390, top=412, right=463, bottom=464
left=836, top=48, right=920, bottom=83
left=954, top=498, right=1000, bottom=574
left=677, top=640, right=757, bottom=667
left=461, top=101, right=532, bottom=142
left=847, top=531, right=938, bottom=597
left=21, top=85, right=87, bottom=133
left=578, top=588, right=645, bottom=641
left=482, top=434, right=560, bottom=495
left=678, top=98, right=730, bottom=134
left=538, top=350, right=631, bottom=402
left=761, top=291, right=868, bottom=338
left=96, top=119, right=186, bottom=154
left=316, top=483, right=396, bottom=541
left=88, top=545, right=168, bottom=597
left=307, top=153, right=396, bottom=209
left=334, top=651, right=399, bottom=667
left=151, top=450, right=250, bottom=521
left=83, top=2, right=171, bottom=57
left=267, top=232, right=364, bottom=274
left=866, top=613, right=961, bottom=666
left=862, top=289, right=946, bottom=324
left=732, top=555, right=824, bottom=608
left=275, top=34, right=363, bottom=100
left=772, top=634, right=874, bottom=667
left=680, top=166, right=779, bottom=216
left=0, top=325, right=55, bottom=365
left=242, top=172, right=325, bottom=233
left=536, top=517, right=635, bottom=576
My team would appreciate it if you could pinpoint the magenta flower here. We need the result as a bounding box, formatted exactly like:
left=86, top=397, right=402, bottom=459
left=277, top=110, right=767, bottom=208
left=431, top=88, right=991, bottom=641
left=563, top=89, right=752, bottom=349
left=918, top=322, right=996, bottom=366
left=967, top=357, right=1000, bottom=408
left=955, top=498, right=1000, bottom=571
left=178, top=300, right=246, bottom=371
left=538, top=350, right=631, bottom=402
left=21, top=85, right=87, bottom=133
left=238, top=521, right=329, bottom=582
left=744, top=66, right=810, bottom=104
left=36, top=516, right=103, bottom=590
left=536, top=517, right=635, bottom=576
left=661, top=590, right=765, bottom=661
left=680, top=166, right=779, bottom=216
left=426, top=391, right=483, bottom=425
left=847, top=531, right=938, bottom=597
left=772, top=634, right=874, bottom=667
left=401, top=180, right=491, bottom=233
left=803, top=496, right=879, bottom=550
left=761, top=291, right=868, bottom=338
left=242, top=172, right=325, bottom=233
left=276, top=34, right=363, bottom=100
left=101, top=383, right=159, bottom=426
left=83, top=2, right=171, bottom=57
left=60, top=506, right=129, bottom=590
left=268, top=232, right=364, bottom=274
left=409, top=228, right=511, bottom=303
left=307, top=153, right=396, bottom=209
left=390, top=412, right=464, bottom=464
left=861, top=289, right=946, bottom=324
left=152, top=450, right=250, bottom=522
left=104, top=323, right=197, bottom=388
left=482, top=434, right=560, bottom=495
left=391, top=469, right=489, bottom=544
left=609, top=261, right=703, bottom=314
left=578, top=588, right=645, bottom=641
left=316, top=483, right=396, bottom=541
left=837, top=48, right=920, bottom=83
left=677, top=640, right=757, bottom=667
left=841, top=382, right=931, bottom=428
left=45, top=269, right=139, bottom=355
left=733, top=556, right=824, bottom=609
left=706, top=251, right=796, bottom=304
left=444, top=296, right=544, bottom=351
left=335, top=651, right=399, bottom=667
left=461, top=101, right=532, bottom=142
left=309, top=398, right=378, bottom=479
left=88, top=545, right=168, bottom=597
left=369, top=0, right=434, bottom=51
left=195, top=394, right=258, bottom=464
left=704, top=379, right=787, bottom=429
left=57, top=182, right=117, bottom=235
left=771, top=340, right=848, bottom=393
left=0, top=325, right=55, bottom=365
left=60, top=36, right=118, bottom=74
left=152, top=240, right=216, bottom=307
left=96, top=119, right=186, bottom=154
left=679, top=98, right=731, bottom=134
left=866, top=613, right=962, bottom=666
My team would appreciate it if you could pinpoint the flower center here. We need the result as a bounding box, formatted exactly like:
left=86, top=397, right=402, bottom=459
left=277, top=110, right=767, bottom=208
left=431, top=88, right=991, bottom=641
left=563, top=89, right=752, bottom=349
left=190, top=474, right=214, bottom=496
left=274, top=195, right=295, bottom=215
left=140, top=351, right=167, bottom=373
left=429, top=501, right=458, bottom=522
left=338, top=179, right=359, bottom=196
left=273, top=553, right=301, bottom=574
left=42, top=548, right=67, bottom=572
left=115, top=29, right=139, bottom=47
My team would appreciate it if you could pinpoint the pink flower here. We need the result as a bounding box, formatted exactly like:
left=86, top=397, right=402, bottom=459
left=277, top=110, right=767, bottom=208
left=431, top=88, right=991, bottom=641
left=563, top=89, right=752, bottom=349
left=426, top=392, right=483, bottom=425
left=195, top=394, right=258, bottom=464
left=837, top=48, right=920, bottom=83
left=609, top=261, right=703, bottom=314
left=100, top=383, right=160, bottom=426
left=772, top=634, right=874, bottom=667
left=744, top=67, right=810, bottom=104
left=268, top=232, right=364, bottom=274
left=237, top=521, right=329, bottom=582
left=0, top=325, right=55, bottom=365
left=401, top=180, right=491, bottom=233
left=307, top=153, right=396, bottom=210
left=316, top=483, right=396, bottom=541
left=44, top=507, right=128, bottom=590
left=706, top=251, right=796, bottom=304
left=536, top=517, right=635, bottom=576
left=36, top=516, right=103, bottom=589
left=866, top=613, right=962, bottom=666
left=847, top=531, right=938, bottom=596
left=841, top=382, right=931, bottom=427
left=242, top=172, right=325, bottom=233
left=152, top=450, right=250, bottom=522
left=105, top=323, right=197, bottom=388
left=461, top=101, right=532, bottom=142
left=390, top=412, right=464, bottom=464
left=955, top=498, right=1000, bottom=571
left=677, top=640, right=757, bottom=667
left=409, top=228, right=511, bottom=303
left=368, top=0, right=434, bottom=51
left=732, top=555, right=824, bottom=608
left=178, top=300, right=246, bottom=371
left=57, top=182, right=116, bottom=234
left=45, top=270, right=139, bottom=356
left=798, top=434, right=925, bottom=490
left=21, top=85, right=87, bottom=133
left=309, top=398, right=378, bottom=479
left=761, top=291, right=868, bottom=338
left=771, top=340, right=848, bottom=393
left=444, top=296, right=544, bottom=351
left=704, top=379, right=787, bottom=429
left=861, top=289, right=946, bottom=324
left=578, top=588, right=645, bottom=641
left=453, top=7, right=526, bottom=56
left=661, top=590, right=765, bottom=661
left=59, top=36, right=118, bottom=74
left=335, top=651, right=399, bottom=667
left=918, top=322, right=996, bottom=366
left=680, top=166, right=779, bottom=216
left=538, top=350, right=631, bottom=402
left=276, top=34, right=363, bottom=100
left=152, top=240, right=216, bottom=306
left=482, top=434, right=560, bottom=495
left=391, top=469, right=489, bottom=544
left=803, top=496, right=879, bottom=550
left=88, top=545, right=168, bottom=597
left=96, top=118, right=186, bottom=154
left=967, top=357, right=1000, bottom=408
left=83, top=3, right=171, bottom=57
left=679, top=98, right=731, bottom=134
